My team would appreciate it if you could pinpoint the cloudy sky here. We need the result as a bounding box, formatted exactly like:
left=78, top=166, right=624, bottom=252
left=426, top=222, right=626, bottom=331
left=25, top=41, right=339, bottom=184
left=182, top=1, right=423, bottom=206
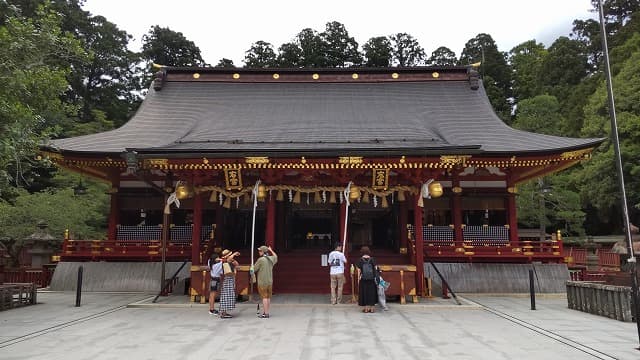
left=82, top=0, right=597, bottom=66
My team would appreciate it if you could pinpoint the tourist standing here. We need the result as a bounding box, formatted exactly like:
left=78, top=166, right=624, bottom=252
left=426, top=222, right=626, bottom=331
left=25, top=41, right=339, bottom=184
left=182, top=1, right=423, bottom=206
left=218, top=249, right=239, bottom=318
left=356, top=246, right=378, bottom=313
left=207, top=252, right=223, bottom=315
left=328, top=243, right=348, bottom=304
left=252, top=245, right=278, bottom=318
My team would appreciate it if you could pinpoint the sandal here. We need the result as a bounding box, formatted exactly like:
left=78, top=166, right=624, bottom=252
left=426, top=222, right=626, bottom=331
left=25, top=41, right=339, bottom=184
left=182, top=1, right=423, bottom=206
left=258, top=313, right=270, bottom=318
left=220, top=313, right=233, bottom=318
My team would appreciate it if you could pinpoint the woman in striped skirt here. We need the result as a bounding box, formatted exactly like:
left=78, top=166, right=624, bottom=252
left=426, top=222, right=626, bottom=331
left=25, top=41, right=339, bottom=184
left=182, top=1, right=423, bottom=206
left=219, top=250, right=239, bottom=318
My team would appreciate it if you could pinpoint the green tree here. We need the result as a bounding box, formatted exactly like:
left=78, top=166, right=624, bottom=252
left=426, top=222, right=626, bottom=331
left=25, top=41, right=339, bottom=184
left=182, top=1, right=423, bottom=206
left=578, top=34, right=640, bottom=226
left=362, top=36, right=392, bottom=67
left=0, top=2, right=84, bottom=199
left=389, top=33, right=425, bottom=66
left=427, top=46, right=457, bottom=66
left=295, top=28, right=326, bottom=67
left=215, top=58, right=235, bottom=68
left=460, top=33, right=512, bottom=121
left=0, top=171, right=108, bottom=266
left=244, top=40, right=278, bottom=68
left=67, top=14, right=142, bottom=128
left=539, top=37, right=589, bottom=105
left=321, top=21, right=362, bottom=67
left=277, top=42, right=302, bottom=67
left=516, top=176, right=586, bottom=237
left=509, top=40, right=547, bottom=102
left=141, top=25, right=206, bottom=67
left=512, top=95, right=563, bottom=135
left=5, top=0, right=143, bottom=129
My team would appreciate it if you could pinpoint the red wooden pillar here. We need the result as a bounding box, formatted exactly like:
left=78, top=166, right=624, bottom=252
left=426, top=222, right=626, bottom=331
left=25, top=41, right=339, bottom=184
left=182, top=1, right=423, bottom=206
left=452, top=186, right=463, bottom=251
left=107, top=176, right=119, bottom=241
left=398, top=200, right=408, bottom=254
left=191, top=192, right=203, bottom=265
left=265, top=196, right=276, bottom=248
left=413, top=195, right=425, bottom=296
left=214, top=203, right=224, bottom=251
left=507, top=191, right=518, bottom=246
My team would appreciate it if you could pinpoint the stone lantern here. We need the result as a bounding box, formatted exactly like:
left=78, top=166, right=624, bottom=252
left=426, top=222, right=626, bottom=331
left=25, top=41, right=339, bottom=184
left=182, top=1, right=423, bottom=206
left=25, top=221, right=57, bottom=268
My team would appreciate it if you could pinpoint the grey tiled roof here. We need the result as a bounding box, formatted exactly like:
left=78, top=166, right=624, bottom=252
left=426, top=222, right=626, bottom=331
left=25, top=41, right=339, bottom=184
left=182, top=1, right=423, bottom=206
left=46, top=72, right=602, bottom=157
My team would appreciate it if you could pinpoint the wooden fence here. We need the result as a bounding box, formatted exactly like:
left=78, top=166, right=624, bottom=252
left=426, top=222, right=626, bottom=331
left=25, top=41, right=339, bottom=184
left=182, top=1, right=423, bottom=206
left=0, top=283, right=37, bottom=311
left=1, top=266, right=55, bottom=288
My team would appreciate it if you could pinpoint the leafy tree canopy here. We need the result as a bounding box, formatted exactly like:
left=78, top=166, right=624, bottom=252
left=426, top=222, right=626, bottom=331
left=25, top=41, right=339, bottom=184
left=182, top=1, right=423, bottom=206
left=427, top=46, right=457, bottom=66
left=0, top=1, right=85, bottom=199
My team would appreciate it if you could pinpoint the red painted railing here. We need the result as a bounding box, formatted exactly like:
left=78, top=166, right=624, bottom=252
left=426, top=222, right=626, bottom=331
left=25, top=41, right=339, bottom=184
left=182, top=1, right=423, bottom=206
left=1, top=267, right=55, bottom=288
left=61, top=239, right=193, bottom=261
left=597, top=250, right=620, bottom=270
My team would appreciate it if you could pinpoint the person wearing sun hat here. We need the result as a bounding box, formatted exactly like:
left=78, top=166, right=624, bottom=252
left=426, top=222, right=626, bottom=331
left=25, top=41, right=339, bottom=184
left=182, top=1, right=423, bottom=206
left=218, top=249, right=239, bottom=318
left=252, top=245, right=277, bottom=318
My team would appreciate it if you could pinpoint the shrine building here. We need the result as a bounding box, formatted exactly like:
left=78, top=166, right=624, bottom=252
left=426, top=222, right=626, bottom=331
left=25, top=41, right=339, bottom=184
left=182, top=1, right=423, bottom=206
left=42, top=66, right=603, bottom=298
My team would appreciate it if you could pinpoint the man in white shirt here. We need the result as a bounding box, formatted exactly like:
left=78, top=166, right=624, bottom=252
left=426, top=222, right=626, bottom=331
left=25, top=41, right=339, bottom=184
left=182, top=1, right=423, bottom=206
left=328, top=244, right=348, bottom=304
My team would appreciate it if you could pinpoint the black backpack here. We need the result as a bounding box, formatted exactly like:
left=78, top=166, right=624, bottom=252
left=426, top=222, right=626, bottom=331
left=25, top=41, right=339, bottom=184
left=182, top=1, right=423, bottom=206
left=361, top=258, right=375, bottom=280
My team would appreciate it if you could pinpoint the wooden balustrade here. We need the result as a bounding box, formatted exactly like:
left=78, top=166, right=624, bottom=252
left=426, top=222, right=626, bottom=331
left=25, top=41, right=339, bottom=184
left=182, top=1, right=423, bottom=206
left=1, top=267, right=54, bottom=288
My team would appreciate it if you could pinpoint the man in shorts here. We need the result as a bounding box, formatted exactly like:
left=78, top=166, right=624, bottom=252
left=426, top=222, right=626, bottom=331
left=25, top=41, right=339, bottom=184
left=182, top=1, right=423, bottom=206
left=252, top=245, right=277, bottom=318
left=207, top=253, right=223, bottom=315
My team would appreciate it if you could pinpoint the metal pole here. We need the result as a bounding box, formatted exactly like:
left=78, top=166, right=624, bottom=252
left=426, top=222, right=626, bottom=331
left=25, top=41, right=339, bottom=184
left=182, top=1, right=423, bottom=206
left=529, top=269, right=536, bottom=310
left=161, top=194, right=170, bottom=296
left=342, top=182, right=352, bottom=252
left=75, top=266, right=83, bottom=307
left=597, top=0, right=640, bottom=347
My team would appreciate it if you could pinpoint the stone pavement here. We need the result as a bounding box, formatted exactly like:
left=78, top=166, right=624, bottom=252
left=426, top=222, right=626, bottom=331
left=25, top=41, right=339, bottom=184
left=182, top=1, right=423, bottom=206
left=0, top=291, right=638, bottom=360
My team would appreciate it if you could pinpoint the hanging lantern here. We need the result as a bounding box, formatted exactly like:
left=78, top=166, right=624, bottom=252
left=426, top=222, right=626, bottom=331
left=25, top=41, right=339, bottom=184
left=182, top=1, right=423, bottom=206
left=349, top=185, right=360, bottom=201
left=329, top=191, right=337, bottom=203
left=175, top=182, right=195, bottom=200
left=256, top=184, right=267, bottom=201
left=428, top=181, right=444, bottom=198
left=314, top=191, right=322, bottom=203
left=276, top=190, right=284, bottom=201
left=397, top=190, right=405, bottom=202
left=293, top=191, right=301, bottom=203
left=209, top=190, right=217, bottom=203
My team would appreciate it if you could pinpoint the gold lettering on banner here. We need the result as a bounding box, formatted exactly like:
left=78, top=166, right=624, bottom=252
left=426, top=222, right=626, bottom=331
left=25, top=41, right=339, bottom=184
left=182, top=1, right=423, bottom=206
left=224, top=169, right=242, bottom=190
left=245, top=157, right=269, bottom=164
left=338, top=156, right=363, bottom=164
left=145, top=159, right=168, bottom=167
left=372, top=168, right=389, bottom=190
left=439, top=155, right=470, bottom=167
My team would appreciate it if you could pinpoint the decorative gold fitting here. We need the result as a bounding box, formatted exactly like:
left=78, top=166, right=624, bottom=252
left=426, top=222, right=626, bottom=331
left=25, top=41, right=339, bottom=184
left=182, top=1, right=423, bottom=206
left=312, top=73, right=319, bottom=80
left=348, top=185, right=360, bottom=201
left=432, top=72, right=440, bottom=78
left=232, top=73, right=240, bottom=79
left=391, top=73, right=399, bottom=79
left=452, top=186, right=462, bottom=194
left=193, top=73, right=200, bottom=79
left=352, top=73, right=359, bottom=79
left=272, top=73, right=280, bottom=79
